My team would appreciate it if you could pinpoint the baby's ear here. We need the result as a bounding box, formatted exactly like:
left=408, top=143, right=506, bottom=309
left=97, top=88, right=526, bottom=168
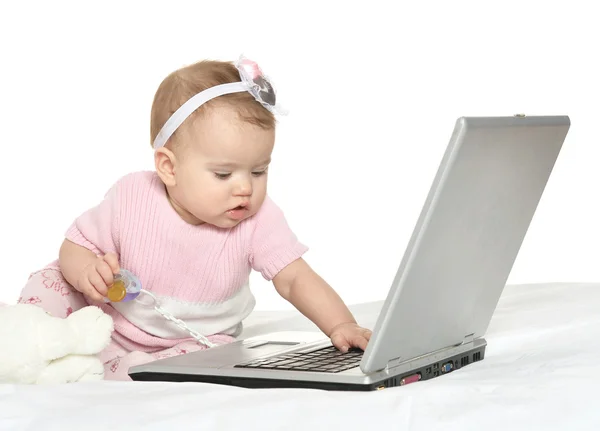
left=154, top=147, right=177, bottom=186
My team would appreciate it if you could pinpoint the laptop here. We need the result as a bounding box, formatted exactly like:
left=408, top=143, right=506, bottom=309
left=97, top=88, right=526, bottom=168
left=129, top=115, right=571, bottom=391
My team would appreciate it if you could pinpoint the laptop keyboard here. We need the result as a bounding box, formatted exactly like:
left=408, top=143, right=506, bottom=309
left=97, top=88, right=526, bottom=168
left=234, top=346, right=363, bottom=373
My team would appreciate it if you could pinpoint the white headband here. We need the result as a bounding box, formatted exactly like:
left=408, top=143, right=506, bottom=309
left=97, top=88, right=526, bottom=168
left=153, top=55, right=285, bottom=150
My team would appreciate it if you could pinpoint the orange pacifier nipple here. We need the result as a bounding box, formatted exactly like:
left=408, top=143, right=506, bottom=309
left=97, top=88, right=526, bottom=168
left=107, top=279, right=127, bottom=302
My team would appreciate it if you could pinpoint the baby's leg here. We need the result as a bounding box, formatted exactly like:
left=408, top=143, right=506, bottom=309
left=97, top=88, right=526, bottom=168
left=17, top=268, right=87, bottom=317
left=102, top=336, right=234, bottom=381
left=103, top=350, right=156, bottom=381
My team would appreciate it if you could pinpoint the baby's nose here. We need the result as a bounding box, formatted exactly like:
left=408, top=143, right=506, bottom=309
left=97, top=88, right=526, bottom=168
left=234, top=179, right=252, bottom=196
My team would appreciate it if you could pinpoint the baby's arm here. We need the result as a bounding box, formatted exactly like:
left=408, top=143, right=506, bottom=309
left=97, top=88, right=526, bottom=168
left=272, top=258, right=371, bottom=352
left=58, top=178, right=123, bottom=302
left=59, top=239, right=98, bottom=286
left=250, top=197, right=371, bottom=351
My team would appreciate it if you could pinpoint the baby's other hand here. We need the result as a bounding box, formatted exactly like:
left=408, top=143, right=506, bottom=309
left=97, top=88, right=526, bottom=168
left=329, top=322, right=372, bottom=353
left=76, top=253, right=120, bottom=302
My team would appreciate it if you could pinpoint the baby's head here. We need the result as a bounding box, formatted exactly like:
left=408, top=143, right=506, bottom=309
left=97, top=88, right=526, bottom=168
left=150, top=59, right=276, bottom=228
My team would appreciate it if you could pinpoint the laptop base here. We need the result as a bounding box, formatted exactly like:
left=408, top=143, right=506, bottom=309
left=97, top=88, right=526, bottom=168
left=130, top=344, right=486, bottom=391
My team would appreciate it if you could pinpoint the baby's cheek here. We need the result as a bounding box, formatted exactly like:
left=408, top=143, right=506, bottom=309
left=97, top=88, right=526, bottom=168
left=209, top=184, right=232, bottom=203
left=252, top=188, right=268, bottom=208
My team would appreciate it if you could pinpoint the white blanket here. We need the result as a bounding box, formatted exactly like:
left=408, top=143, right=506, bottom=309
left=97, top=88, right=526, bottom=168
left=1, top=282, right=599, bottom=430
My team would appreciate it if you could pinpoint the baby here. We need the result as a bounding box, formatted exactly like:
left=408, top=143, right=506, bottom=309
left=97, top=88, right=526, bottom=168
left=15, top=56, right=372, bottom=381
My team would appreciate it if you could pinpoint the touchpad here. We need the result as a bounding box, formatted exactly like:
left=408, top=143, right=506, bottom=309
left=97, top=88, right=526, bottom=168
left=247, top=341, right=299, bottom=356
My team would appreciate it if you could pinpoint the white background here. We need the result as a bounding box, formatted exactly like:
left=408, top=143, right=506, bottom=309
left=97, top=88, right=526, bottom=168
left=0, top=0, right=598, bottom=310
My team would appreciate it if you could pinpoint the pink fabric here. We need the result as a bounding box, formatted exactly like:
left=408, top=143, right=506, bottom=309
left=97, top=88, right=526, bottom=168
left=65, top=171, right=307, bottom=298
left=26, top=171, right=307, bottom=354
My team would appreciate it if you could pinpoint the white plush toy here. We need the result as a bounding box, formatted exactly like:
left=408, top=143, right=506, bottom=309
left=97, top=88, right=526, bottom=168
left=0, top=303, right=114, bottom=384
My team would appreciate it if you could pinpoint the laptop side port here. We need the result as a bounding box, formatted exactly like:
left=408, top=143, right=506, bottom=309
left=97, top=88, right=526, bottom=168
left=441, top=361, right=453, bottom=374
left=399, top=373, right=421, bottom=386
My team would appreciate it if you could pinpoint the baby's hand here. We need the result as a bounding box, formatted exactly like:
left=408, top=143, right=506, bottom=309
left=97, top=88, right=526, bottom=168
left=76, top=253, right=120, bottom=302
left=329, top=322, right=372, bottom=353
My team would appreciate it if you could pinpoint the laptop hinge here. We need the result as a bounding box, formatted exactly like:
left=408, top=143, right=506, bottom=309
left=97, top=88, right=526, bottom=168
left=462, top=333, right=475, bottom=345
left=386, top=356, right=402, bottom=368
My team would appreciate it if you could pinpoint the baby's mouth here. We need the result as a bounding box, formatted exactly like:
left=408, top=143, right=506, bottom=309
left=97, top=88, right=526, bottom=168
left=229, top=203, right=249, bottom=211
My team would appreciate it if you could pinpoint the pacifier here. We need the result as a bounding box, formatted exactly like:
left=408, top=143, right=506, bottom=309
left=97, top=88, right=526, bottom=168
left=106, top=269, right=142, bottom=302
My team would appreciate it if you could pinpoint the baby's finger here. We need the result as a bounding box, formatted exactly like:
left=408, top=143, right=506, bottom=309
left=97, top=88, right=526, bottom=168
left=331, top=333, right=350, bottom=353
left=97, top=261, right=115, bottom=287
left=103, top=253, right=120, bottom=274
left=88, top=271, right=109, bottom=297
left=350, top=334, right=369, bottom=351
left=79, top=277, right=105, bottom=303
left=96, top=261, right=115, bottom=286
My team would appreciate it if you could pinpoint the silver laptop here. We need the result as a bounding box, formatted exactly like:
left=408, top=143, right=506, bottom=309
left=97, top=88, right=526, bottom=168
left=129, top=115, right=570, bottom=391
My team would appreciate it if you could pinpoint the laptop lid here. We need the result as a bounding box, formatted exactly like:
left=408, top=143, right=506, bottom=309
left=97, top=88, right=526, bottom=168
left=360, top=115, right=570, bottom=373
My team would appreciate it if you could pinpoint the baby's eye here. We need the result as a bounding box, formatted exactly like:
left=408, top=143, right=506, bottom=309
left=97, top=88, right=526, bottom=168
left=252, top=170, right=267, bottom=177
left=214, top=172, right=231, bottom=180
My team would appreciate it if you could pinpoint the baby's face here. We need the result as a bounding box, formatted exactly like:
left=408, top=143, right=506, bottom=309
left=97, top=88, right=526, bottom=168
left=169, top=107, right=275, bottom=228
